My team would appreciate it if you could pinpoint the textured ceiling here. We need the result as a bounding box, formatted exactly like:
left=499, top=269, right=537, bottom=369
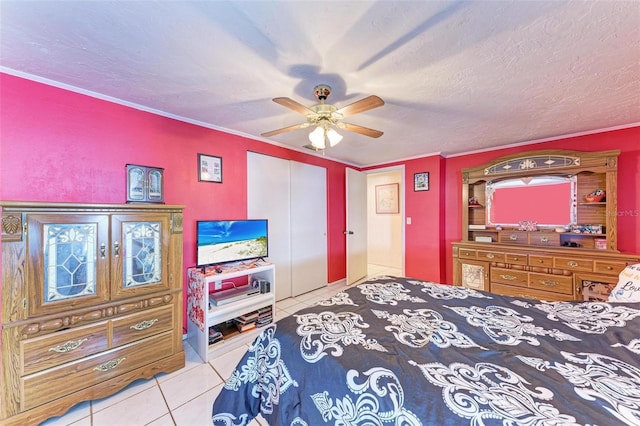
left=1, top=1, right=639, bottom=166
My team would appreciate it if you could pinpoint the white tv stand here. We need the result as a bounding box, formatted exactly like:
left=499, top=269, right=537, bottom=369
left=186, top=262, right=276, bottom=362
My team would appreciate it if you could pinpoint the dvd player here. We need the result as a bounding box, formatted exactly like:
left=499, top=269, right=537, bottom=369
left=210, top=287, right=260, bottom=306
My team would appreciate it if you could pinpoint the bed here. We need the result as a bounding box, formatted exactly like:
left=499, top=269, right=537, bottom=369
left=212, top=275, right=640, bottom=425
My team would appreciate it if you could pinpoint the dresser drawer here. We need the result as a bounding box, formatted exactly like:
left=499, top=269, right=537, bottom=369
left=21, top=322, right=108, bottom=376
left=528, top=273, right=573, bottom=295
left=491, top=268, right=528, bottom=287
left=505, top=253, right=528, bottom=265
left=491, top=283, right=574, bottom=302
left=111, top=305, right=174, bottom=347
left=529, top=255, right=554, bottom=268
left=477, top=250, right=505, bottom=262
left=458, top=248, right=477, bottom=259
left=21, top=331, right=174, bottom=411
left=529, top=232, right=560, bottom=247
left=499, top=231, right=528, bottom=244
left=593, top=260, right=628, bottom=275
left=554, top=257, right=594, bottom=272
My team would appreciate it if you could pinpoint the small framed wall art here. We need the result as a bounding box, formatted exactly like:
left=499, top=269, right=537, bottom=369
left=198, top=154, right=222, bottom=183
left=375, top=183, right=399, bottom=214
left=126, top=164, right=164, bottom=203
left=414, top=172, right=429, bottom=192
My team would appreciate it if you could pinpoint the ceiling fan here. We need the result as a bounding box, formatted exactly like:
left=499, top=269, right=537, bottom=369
left=261, top=84, right=384, bottom=150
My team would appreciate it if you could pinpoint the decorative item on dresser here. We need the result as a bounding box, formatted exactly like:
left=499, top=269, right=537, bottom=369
left=0, top=201, right=185, bottom=426
left=453, top=149, right=639, bottom=301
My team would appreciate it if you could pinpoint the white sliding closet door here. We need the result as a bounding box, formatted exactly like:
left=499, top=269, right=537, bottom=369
left=247, top=152, right=328, bottom=301
left=247, top=153, right=292, bottom=301
left=290, top=161, right=327, bottom=296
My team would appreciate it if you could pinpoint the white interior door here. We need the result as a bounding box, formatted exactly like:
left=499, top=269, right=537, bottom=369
left=346, top=168, right=368, bottom=284
left=290, top=161, right=327, bottom=296
left=247, top=152, right=292, bottom=301
left=248, top=152, right=328, bottom=300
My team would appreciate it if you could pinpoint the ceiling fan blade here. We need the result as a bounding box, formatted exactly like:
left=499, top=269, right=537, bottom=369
left=335, top=95, right=384, bottom=118
left=340, top=122, right=384, bottom=138
left=272, top=97, right=315, bottom=115
left=261, top=123, right=309, bottom=137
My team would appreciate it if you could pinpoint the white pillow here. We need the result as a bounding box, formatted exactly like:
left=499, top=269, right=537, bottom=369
left=608, top=264, right=640, bottom=303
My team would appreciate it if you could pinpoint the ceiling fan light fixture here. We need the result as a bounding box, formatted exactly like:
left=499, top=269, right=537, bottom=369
left=326, top=128, right=343, bottom=147
left=263, top=84, right=384, bottom=145
left=309, top=126, right=326, bottom=149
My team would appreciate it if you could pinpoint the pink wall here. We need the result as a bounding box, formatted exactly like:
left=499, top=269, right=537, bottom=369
left=2, top=73, right=639, bottom=312
left=0, top=74, right=349, bottom=328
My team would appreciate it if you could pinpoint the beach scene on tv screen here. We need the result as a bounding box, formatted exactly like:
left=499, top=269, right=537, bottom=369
left=198, top=220, right=267, bottom=265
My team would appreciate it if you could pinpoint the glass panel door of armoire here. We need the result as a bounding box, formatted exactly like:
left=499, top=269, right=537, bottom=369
left=110, top=214, right=171, bottom=299
left=27, top=214, right=110, bottom=316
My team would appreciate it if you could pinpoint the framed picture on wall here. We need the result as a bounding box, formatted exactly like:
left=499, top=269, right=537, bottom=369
left=198, top=154, right=222, bottom=183
left=375, top=183, right=399, bottom=214
left=126, top=164, right=164, bottom=203
left=414, top=172, right=429, bottom=192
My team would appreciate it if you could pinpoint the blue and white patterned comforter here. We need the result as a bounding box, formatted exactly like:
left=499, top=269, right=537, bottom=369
left=212, top=276, right=640, bottom=425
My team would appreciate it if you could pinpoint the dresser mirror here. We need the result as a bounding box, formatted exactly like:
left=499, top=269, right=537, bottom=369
left=486, top=175, right=577, bottom=228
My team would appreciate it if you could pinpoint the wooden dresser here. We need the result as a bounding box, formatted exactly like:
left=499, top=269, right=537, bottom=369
left=453, top=149, right=639, bottom=301
left=0, top=202, right=185, bottom=425
left=453, top=242, right=638, bottom=301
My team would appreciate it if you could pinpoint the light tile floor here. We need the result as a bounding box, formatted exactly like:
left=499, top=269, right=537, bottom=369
left=40, top=264, right=402, bottom=426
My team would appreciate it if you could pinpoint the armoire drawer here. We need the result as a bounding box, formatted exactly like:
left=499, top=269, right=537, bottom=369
left=111, top=305, right=174, bottom=347
left=528, top=273, right=573, bottom=295
left=491, top=268, right=528, bottom=287
left=21, top=321, right=109, bottom=376
left=21, top=331, right=173, bottom=411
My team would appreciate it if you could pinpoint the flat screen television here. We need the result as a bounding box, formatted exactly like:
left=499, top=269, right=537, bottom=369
left=196, top=219, right=268, bottom=268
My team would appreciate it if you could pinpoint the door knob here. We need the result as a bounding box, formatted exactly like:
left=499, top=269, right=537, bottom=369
left=344, top=230, right=354, bottom=235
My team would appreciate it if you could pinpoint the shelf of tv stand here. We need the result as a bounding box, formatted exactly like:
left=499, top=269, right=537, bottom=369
left=201, top=261, right=274, bottom=283
left=208, top=292, right=274, bottom=325
left=187, top=262, right=276, bottom=362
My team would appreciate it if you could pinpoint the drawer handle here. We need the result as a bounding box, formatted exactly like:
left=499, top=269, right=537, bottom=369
left=49, top=338, right=88, bottom=353
left=94, top=357, right=126, bottom=372
left=486, top=253, right=495, bottom=259
left=130, top=319, right=159, bottom=331
left=540, top=237, right=548, bottom=243
left=512, top=257, right=519, bottom=261
left=537, top=259, right=544, bottom=263
left=500, top=274, right=518, bottom=281
left=567, top=261, right=578, bottom=267
left=606, top=266, right=613, bottom=270
left=540, top=280, right=558, bottom=287
left=114, top=241, right=120, bottom=257
left=509, top=234, right=518, bottom=241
